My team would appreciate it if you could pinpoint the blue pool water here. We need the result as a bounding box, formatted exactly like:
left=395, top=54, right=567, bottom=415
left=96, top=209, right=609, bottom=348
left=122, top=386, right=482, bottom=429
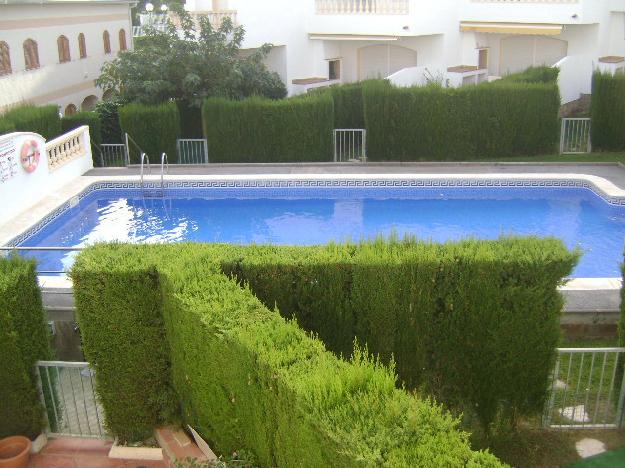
left=16, top=185, right=625, bottom=277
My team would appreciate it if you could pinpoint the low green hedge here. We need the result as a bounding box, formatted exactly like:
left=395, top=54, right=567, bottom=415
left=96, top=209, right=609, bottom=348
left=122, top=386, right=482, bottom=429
left=591, top=71, right=625, bottom=151
left=118, top=102, right=180, bottom=163
left=1, top=105, right=62, bottom=140
left=72, top=244, right=504, bottom=466
left=0, top=257, right=53, bottom=438
left=363, top=80, right=561, bottom=161
left=202, top=94, right=334, bottom=163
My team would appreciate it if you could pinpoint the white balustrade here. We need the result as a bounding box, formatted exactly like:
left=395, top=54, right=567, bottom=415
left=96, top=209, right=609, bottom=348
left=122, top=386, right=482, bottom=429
left=315, top=0, right=409, bottom=15
left=46, top=126, right=88, bottom=172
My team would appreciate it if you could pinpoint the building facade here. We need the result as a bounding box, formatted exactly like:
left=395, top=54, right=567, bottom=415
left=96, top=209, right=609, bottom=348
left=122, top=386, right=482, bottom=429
left=182, top=0, right=625, bottom=103
left=0, top=0, right=135, bottom=115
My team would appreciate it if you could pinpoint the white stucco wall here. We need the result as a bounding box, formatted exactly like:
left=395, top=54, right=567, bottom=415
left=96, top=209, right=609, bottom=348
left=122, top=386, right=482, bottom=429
left=0, top=2, right=133, bottom=113
left=0, top=127, right=94, bottom=223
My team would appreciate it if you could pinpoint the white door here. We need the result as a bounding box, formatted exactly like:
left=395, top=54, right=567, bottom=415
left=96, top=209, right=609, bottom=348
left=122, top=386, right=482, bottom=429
left=358, top=44, right=417, bottom=80
left=500, top=36, right=567, bottom=75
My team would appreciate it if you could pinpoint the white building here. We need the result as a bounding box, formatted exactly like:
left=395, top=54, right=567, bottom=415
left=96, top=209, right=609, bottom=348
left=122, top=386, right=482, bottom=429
left=0, top=0, right=135, bottom=116
left=182, top=0, right=625, bottom=103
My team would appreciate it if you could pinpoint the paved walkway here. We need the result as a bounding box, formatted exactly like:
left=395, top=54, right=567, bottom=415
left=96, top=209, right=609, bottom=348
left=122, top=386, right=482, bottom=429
left=85, top=162, right=625, bottom=191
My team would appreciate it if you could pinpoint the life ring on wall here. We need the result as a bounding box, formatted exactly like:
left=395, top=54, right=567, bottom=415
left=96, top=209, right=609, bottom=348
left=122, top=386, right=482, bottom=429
left=20, top=139, right=41, bottom=173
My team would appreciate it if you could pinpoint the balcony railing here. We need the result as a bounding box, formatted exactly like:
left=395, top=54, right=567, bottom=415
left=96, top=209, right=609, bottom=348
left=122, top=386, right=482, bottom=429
left=315, top=0, right=409, bottom=15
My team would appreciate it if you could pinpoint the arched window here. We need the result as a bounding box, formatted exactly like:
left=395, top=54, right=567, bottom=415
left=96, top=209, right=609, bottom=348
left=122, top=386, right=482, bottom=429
left=78, top=33, right=87, bottom=59
left=65, top=104, right=77, bottom=116
left=0, top=42, right=11, bottom=76
left=103, top=30, right=111, bottom=54
left=23, top=39, right=40, bottom=70
left=118, top=29, right=127, bottom=51
left=57, top=35, right=71, bottom=63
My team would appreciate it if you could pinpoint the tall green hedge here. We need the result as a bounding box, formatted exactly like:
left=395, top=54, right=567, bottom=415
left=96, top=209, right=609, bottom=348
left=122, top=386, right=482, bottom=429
left=119, top=102, right=180, bottom=163
left=1, top=105, right=62, bottom=140
left=219, top=237, right=578, bottom=430
left=0, top=119, right=15, bottom=135
left=330, top=83, right=365, bottom=128
left=363, top=80, right=560, bottom=161
left=202, top=94, right=334, bottom=163
left=95, top=99, right=125, bottom=144
left=71, top=258, right=177, bottom=441
left=591, top=71, right=625, bottom=151
left=62, top=112, right=102, bottom=148
left=72, top=244, right=503, bottom=466
left=0, top=257, right=53, bottom=439
left=177, top=101, right=203, bottom=139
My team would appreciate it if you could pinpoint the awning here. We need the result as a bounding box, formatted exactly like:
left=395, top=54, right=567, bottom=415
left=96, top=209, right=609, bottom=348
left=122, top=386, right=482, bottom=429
left=309, top=34, right=399, bottom=41
left=460, top=21, right=564, bottom=36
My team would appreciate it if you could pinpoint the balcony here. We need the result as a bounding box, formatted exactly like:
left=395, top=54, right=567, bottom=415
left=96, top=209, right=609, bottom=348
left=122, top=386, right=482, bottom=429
left=315, top=0, right=409, bottom=15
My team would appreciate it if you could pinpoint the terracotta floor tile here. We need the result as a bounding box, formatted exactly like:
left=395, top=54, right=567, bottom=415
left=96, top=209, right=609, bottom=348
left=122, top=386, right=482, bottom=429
left=29, top=453, right=78, bottom=468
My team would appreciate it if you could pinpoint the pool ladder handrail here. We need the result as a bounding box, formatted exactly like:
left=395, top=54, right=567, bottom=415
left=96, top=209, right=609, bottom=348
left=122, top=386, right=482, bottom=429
left=140, top=153, right=150, bottom=190
left=160, top=152, right=169, bottom=191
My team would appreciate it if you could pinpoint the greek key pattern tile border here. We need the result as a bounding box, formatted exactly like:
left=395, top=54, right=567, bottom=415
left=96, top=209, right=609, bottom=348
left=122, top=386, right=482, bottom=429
left=7, top=178, right=625, bottom=247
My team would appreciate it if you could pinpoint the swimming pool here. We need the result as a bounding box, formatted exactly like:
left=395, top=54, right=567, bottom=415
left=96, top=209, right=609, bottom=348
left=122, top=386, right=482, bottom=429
left=11, top=179, right=625, bottom=278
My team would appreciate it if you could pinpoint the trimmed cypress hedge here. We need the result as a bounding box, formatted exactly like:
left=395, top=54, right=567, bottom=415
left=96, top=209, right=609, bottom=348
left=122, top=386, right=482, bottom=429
left=202, top=94, right=334, bottom=163
left=177, top=101, right=203, bottom=139
left=1, top=105, right=62, bottom=140
left=95, top=99, right=125, bottom=144
left=72, top=244, right=503, bottom=466
left=330, top=83, right=365, bottom=129
left=591, top=71, right=625, bottom=151
left=71, top=257, right=177, bottom=441
left=0, top=118, right=15, bottom=136
left=363, top=80, right=560, bottom=161
left=219, top=237, right=578, bottom=430
left=61, top=112, right=102, bottom=148
left=118, top=102, right=180, bottom=163
left=0, top=256, right=53, bottom=439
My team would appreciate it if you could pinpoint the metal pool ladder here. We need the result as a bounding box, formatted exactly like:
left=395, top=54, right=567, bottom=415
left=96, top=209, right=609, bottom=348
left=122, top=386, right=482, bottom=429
left=140, top=152, right=151, bottom=190
left=160, top=152, right=169, bottom=192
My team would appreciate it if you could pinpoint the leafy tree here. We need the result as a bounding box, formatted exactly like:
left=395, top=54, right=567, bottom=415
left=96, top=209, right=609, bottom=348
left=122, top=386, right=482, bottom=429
left=97, top=7, right=286, bottom=108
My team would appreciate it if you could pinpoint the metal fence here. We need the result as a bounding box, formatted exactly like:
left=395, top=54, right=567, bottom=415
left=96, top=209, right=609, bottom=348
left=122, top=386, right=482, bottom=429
left=560, top=118, right=591, bottom=154
left=36, top=361, right=106, bottom=438
left=177, top=138, right=208, bottom=164
left=334, top=129, right=366, bottom=162
left=98, top=144, right=127, bottom=167
left=543, top=348, right=625, bottom=429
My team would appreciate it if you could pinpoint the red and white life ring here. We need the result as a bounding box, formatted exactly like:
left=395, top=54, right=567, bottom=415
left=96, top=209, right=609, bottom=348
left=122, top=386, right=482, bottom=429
left=20, top=139, right=40, bottom=173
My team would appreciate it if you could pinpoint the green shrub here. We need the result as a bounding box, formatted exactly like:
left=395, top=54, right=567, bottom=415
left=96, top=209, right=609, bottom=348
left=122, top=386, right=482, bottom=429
left=363, top=80, right=560, bottom=161
left=2, top=105, right=62, bottom=140
left=62, top=112, right=102, bottom=148
left=219, top=237, right=578, bottom=430
left=497, top=66, right=559, bottom=84
left=95, top=99, right=125, bottom=144
left=71, top=256, right=177, bottom=442
left=72, top=244, right=504, bottom=466
left=119, top=102, right=180, bottom=163
left=0, top=256, right=53, bottom=439
left=591, top=71, right=625, bottom=151
left=177, top=101, right=203, bottom=139
left=330, top=83, right=365, bottom=128
left=202, top=94, right=334, bottom=163
left=0, top=118, right=15, bottom=135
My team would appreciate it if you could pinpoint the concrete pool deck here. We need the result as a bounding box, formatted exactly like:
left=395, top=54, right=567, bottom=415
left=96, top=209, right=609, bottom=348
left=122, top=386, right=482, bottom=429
left=3, top=161, right=625, bottom=334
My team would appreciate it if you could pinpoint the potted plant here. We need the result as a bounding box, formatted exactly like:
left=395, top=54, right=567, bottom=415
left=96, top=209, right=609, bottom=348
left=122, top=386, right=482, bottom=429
left=0, top=436, right=32, bottom=468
